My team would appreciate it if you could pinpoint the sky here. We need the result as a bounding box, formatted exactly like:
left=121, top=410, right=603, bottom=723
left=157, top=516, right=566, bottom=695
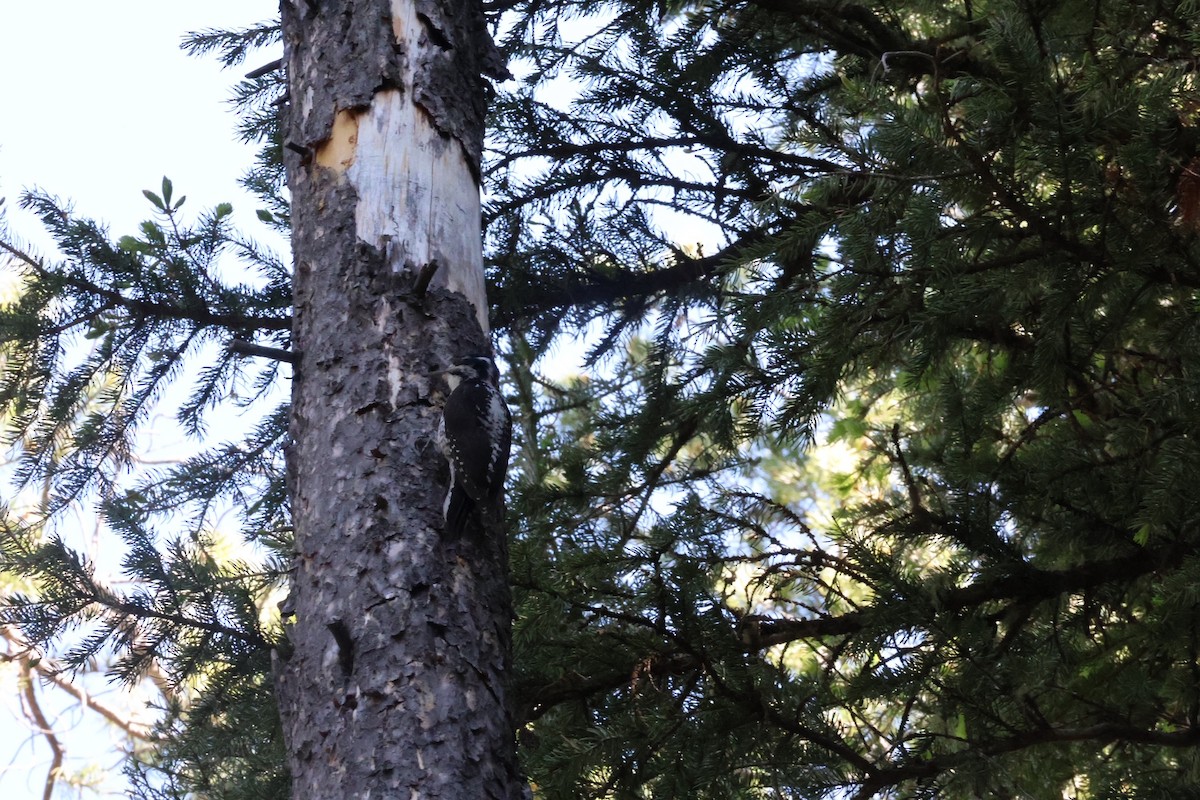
left=0, top=2, right=277, bottom=253
left=0, top=3, right=278, bottom=797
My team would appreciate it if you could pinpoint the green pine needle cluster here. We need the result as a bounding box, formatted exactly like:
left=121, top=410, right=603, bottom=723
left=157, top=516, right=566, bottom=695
left=493, top=0, right=1200, bottom=797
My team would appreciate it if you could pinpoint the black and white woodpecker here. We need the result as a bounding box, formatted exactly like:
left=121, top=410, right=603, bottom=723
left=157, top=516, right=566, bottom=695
left=435, top=355, right=512, bottom=540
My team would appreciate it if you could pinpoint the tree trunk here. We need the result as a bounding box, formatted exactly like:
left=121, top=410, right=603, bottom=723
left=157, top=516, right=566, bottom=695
left=273, top=1, right=518, bottom=797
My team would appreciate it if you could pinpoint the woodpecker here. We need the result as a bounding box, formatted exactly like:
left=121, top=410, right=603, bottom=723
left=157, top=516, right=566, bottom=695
left=435, top=355, right=512, bottom=540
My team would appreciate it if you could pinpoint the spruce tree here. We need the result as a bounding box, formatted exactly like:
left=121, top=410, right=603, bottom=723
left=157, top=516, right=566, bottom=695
left=6, top=1, right=1200, bottom=799
left=273, top=0, right=520, bottom=796
left=491, top=1, right=1200, bottom=797
left=2, top=1, right=520, bottom=798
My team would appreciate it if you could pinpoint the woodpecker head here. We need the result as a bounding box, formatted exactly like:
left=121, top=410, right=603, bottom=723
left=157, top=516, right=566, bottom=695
left=438, top=355, right=499, bottom=388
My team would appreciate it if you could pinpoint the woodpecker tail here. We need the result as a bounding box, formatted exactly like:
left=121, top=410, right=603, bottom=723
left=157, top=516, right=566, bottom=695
left=443, top=484, right=477, bottom=541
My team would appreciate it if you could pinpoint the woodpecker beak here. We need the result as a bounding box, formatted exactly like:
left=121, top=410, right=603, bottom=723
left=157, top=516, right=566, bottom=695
left=430, top=363, right=470, bottom=391
left=430, top=364, right=470, bottom=378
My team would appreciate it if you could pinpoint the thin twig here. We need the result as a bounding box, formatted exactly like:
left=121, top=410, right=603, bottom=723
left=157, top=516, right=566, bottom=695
left=245, top=58, right=283, bottom=80
left=229, top=339, right=297, bottom=364
left=2, top=628, right=153, bottom=740
left=19, top=662, right=63, bottom=800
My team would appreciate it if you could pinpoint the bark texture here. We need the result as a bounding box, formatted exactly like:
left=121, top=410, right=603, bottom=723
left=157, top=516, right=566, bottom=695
left=274, top=1, right=519, bottom=797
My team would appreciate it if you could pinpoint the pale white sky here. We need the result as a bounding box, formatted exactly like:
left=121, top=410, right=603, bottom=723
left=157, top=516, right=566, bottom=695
left=0, top=1, right=278, bottom=251
left=0, top=4, right=278, bottom=797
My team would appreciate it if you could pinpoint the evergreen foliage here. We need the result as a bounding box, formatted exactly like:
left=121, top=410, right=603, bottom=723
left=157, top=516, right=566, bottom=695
left=491, top=1, right=1200, bottom=797
left=4, top=1, right=1200, bottom=798
left=1, top=20, right=290, bottom=796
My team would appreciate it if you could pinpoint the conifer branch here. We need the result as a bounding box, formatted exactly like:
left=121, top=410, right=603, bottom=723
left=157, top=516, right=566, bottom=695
left=853, top=723, right=1200, bottom=798
left=496, top=228, right=769, bottom=323
left=745, top=543, right=1183, bottom=650
left=244, top=58, right=282, bottom=79
left=489, top=135, right=843, bottom=174
left=0, top=239, right=291, bottom=332
left=229, top=339, right=297, bottom=364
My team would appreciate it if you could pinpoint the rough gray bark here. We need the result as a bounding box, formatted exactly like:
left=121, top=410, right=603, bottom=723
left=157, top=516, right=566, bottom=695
left=274, top=1, right=520, bottom=797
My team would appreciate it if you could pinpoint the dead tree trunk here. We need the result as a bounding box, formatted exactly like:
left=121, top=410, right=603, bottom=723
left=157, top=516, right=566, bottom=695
left=273, top=1, right=519, bottom=797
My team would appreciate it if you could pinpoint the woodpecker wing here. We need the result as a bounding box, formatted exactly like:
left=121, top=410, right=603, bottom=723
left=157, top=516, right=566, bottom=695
left=441, top=381, right=507, bottom=501
left=439, top=370, right=511, bottom=539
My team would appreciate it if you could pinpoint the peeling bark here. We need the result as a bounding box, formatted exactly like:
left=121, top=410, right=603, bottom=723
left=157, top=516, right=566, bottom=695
left=274, top=1, right=520, bottom=797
